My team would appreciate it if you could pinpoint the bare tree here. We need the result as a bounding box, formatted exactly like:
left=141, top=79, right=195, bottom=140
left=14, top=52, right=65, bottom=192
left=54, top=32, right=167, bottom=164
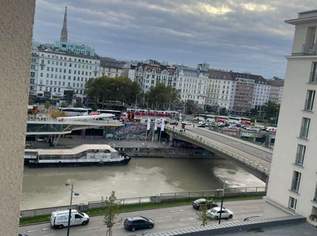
left=104, top=191, right=120, bottom=236
left=196, top=202, right=208, bottom=227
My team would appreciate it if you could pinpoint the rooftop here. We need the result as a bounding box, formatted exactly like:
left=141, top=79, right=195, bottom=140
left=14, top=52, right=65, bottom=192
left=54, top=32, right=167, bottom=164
left=286, top=9, right=317, bottom=25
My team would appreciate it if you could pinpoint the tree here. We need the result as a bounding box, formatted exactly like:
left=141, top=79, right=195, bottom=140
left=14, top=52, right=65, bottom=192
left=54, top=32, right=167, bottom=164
left=261, top=101, right=280, bottom=125
left=196, top=202, right=208, bottom=226
left=145, top=83, right=180, bottom=110
left=185, top=100, right=203, bottom=114
left=104, top=191, right=120, bottom=236
left=85, top=76, right=141, bottom=108
left=44, top=101, right=51, bottom=110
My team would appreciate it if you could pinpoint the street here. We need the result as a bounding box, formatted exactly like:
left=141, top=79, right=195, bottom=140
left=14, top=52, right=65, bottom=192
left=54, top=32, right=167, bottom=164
left=20, top=199, right=289, bottom=236
left=188, top=126, right=272, bottom=163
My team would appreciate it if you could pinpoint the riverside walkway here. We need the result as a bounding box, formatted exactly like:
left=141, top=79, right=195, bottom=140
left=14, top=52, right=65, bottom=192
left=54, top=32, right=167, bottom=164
left=165, top=125, right=272, bottom=181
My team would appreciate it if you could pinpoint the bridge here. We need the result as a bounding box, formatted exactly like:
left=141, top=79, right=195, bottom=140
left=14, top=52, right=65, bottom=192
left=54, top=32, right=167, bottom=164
left=165, top=125, right=272, bottom=181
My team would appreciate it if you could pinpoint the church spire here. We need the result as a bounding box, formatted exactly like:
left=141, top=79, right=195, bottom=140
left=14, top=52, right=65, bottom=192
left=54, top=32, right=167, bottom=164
left=60, top=6, right=68, bottom=43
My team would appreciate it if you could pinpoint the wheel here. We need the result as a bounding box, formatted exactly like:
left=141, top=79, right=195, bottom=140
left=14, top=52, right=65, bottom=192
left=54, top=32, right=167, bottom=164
left=82, top=220, right=88, bottom=225
left=131, top=227, right=136, bottom=232
left=228, top=215, right=233, bottom=219
left=148, top=224, right=153, bottom=229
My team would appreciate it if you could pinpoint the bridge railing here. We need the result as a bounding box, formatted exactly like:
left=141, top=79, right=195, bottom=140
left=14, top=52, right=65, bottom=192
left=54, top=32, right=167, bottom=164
left=167, top=127, right=270, bottom=175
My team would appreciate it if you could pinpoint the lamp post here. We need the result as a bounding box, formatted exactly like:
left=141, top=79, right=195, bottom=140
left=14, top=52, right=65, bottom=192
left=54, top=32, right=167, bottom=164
left=217, top=188, right=225, bottom=225
left=65, top=182, right=79, bottom=236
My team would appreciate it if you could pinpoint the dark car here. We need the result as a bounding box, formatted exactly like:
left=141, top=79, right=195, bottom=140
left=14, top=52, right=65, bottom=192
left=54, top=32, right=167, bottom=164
left=124, top=216, right=154, bottom=231
left=192, top=198, right=218, bottom=210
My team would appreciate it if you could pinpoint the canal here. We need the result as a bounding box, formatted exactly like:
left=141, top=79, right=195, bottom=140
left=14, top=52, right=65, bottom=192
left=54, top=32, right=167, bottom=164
left=22, top=157, right=265, bottom=210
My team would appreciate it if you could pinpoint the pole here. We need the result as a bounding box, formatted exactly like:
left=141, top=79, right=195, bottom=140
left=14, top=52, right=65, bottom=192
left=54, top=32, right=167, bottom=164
left=218, top=189, right=224, bottom=225
left=66, top=184, right=73, bottom=236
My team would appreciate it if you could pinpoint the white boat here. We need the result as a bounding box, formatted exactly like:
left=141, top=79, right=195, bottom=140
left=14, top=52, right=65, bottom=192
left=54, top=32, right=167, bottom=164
left=24, top=144, right=130, bottom=167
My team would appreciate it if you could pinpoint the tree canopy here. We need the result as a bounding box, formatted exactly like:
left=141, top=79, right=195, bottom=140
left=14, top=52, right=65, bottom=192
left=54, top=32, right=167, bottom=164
left=145, top=83, right=180, bottom=110
left=85, top=76, right=141, bottom=108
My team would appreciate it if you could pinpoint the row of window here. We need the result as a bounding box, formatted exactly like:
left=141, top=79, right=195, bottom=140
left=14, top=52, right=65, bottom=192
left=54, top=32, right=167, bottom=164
left=41, top=53, right=97, bottom=64
left=288, top=64, right=317, bottom=210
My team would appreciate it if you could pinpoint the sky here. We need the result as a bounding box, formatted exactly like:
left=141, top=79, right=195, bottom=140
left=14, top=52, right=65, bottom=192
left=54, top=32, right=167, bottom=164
left=33, top=0, right=317, bottom=78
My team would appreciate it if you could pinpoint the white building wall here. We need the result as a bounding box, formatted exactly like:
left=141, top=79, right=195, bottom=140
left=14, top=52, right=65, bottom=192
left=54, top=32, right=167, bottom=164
left=33, top=50, right=100, bottom=97
left=207, top=79, right=235, bottom=110
left=267, top=11, right=317, bottom=222
left=252, top=83, right=270, bottom=107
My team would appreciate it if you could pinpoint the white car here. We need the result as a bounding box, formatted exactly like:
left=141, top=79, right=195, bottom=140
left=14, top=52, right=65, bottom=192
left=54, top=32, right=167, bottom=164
left=50, top=209, right=89, bottom=229
left=206, top=207, right=233, bottom=220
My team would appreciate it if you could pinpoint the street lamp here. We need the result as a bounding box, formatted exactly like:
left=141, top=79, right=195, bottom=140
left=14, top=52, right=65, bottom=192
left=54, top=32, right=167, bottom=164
left=217, top=188, right=225, bottom=225
left=65, top=182, right=80, bottom=236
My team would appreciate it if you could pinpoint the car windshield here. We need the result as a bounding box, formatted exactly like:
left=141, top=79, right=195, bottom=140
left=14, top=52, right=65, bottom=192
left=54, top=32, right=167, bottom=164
left=211, top=209, right=218, bottom=213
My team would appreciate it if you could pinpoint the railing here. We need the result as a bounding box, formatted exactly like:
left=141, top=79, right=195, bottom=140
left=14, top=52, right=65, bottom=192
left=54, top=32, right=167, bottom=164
left=20, top=186, right=265, bottom=218
left=167, top=127, right=270, bottom=175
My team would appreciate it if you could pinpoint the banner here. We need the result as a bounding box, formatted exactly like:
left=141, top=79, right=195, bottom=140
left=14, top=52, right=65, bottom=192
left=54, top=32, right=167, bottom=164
left=161, top=118, right=165, bottom=131
left=147, top=118, right=151, bottom=131
left=154, top=119, right=158, bottom=131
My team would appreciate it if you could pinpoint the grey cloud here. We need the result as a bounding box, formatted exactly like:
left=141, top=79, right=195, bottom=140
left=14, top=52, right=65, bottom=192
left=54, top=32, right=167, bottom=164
left=33, top=0, right=317, bottom=78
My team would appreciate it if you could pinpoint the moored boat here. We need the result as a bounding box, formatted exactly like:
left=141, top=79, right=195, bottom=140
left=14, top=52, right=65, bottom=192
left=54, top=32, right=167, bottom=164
left=24, top=144, right=131, bottom=167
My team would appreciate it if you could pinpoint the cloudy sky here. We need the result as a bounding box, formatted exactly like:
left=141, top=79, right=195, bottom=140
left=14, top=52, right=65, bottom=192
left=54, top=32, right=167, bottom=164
left=33, top=0, right=317, bottom=78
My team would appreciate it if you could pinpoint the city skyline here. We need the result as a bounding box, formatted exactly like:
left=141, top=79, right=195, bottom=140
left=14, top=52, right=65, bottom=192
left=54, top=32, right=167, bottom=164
left=33, top=0, right=316, bottom=79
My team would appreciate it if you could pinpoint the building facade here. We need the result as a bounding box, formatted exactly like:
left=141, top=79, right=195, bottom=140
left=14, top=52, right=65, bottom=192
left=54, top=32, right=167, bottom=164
left=207, top=69, right=236, bottom=110
left=30, top=7, right=101, bottom=100
left=99, top=57, right=127, bottom=78
left=131, top=60, right=178, bottom=92
left=267, top=10, right=317, bottom=224
left=176, top=65, right=209, bottom=105
left=30, top=43, right=100, bottom=98
left=268, top=77, right=284, bottom=104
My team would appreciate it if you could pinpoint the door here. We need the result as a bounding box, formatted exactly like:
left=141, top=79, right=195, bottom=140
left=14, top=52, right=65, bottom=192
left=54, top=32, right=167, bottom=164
left=74, top=213, right=84, bottom=225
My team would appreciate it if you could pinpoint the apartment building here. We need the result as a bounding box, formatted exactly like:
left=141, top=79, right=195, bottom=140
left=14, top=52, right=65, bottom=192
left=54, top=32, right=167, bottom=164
left=29, top=7, right=100, bottom=99
left=207, top=69, right=236, bottom=110
left=267, top=10, right=317, bottom=224
left=131, top=60, right=177, bottom=92
left=176, top=65, right=209, bottom=105
left=30, top=43, right=100, bottom=98
left=268, top=77, right=284, bottom=104
left=99, top=57, right=127, bottom=78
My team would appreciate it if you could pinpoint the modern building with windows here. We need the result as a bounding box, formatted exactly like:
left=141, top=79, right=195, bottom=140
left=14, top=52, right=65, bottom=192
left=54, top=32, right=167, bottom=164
left=267, top=10, right=317, bottom=225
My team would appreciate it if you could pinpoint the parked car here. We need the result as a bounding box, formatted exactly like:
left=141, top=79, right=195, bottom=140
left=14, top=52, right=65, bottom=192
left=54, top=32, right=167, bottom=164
left=124, top=216, right=154, bottom=231
left=50, top=209, right=89, bottom=229
left=192, top=198, right=218, bottom=210
left=206, top=207, right=233, bottom=219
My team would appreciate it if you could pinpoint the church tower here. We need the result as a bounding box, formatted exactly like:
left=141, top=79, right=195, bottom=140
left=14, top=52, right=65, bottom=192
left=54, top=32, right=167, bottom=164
left=60, top=6, right=68, bottom=43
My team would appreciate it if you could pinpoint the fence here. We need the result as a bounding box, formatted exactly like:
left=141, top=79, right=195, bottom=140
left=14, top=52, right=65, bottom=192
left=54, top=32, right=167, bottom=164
left=20, top=186, right=265, bottom=218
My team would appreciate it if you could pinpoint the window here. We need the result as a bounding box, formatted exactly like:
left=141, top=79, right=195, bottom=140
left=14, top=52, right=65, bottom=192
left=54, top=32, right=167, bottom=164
left=288, top=197, right=297, bottom=210
left=305, top=90, right=315, bottom=111
left=299, top=117, right=311, bottom=139
left=310, top=63, right=317, bottom=83
left=290, top=171, right=301, bottom=193
left=306, top=26, right=316, bottom=49
left=295, top=144, right=306, bottom=166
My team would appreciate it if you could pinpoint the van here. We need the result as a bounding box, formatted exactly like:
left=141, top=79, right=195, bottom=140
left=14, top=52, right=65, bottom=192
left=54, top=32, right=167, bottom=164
left=50, top=209, right=89, bottom=229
